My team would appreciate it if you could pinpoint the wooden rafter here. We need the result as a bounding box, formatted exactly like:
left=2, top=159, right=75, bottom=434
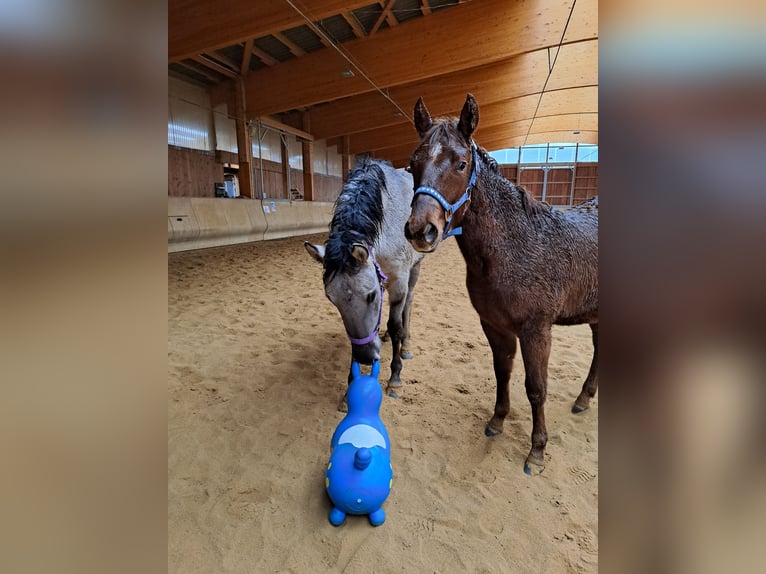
left=208, top=51, right=240, bottom=71
left=240, top=39, right=254, bottom=75
left=169, top=0, right=375, bottom=61
left=307, top=40, right=598, bottom=140
left=245, top=0, right=597, bottom=117
left=256, top=116, right=314, bottom=141
left=273, top=32, right=306, bottom=57
left=190, top=54, right=237, bottom=78
left=341, top=10, right=366, bottom=38
left=251, top=45, right=278, bottom=67
left=169, top=68, right=209, bottom=87
left=371, top=0, right=396, bottom=35
left=175, top=61, right=221, bottom=83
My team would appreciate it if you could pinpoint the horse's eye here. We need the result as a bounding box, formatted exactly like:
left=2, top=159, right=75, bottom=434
left=457, top=161, right=467, bottom=171
left=366, top=291, right=377, bottom=304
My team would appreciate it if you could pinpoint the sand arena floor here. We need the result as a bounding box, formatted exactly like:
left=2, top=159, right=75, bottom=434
left=168, top=233, right=598, bottom=573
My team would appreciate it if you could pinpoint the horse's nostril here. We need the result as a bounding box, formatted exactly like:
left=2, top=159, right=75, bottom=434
left=424, top=223, right=438, bottom=244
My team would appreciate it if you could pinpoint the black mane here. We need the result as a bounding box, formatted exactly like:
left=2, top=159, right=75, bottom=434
left=323, top=158, right=386, bottom=282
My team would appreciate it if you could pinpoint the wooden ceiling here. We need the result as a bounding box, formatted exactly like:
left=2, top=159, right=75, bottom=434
left=169, top=0, right=597, bottom=167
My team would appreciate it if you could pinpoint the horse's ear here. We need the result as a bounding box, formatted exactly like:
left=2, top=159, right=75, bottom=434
left=351, top=244, right=369, bottom=266
left=414, top=97, right=433, bottom=138
left=304, top=241, right=325, bottom=264
left=458, top=93, right=479, bottom=141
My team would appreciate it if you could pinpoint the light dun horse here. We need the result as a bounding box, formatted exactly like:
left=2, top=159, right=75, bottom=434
left=305, top=158, right=425, bottom=400
left=404, top=94, right=598, bottom=474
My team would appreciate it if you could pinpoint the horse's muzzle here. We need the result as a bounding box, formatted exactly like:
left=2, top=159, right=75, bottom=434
left=351, top=339, right=381, bottom=365
left=405, top=220, right=440, bottom=252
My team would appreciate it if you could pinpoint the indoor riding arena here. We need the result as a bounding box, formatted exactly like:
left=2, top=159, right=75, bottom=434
left=169, top=1, right=598, bottom=572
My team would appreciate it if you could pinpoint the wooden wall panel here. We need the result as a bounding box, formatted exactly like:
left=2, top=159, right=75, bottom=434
left=496, top=162, right=598, bottom=206
left=313, top=173, right=344, bottom=203
left=545, top=167, right=574, bottom=206
left=519, top=168, right=545, bottom=201
left=499, top=165, right=518, bottom=184
left=573, top=163, right=599, bottom=203
left=169, top=146, right=346, bottom=203
left=253, top=159, right=287, bottom=200
left=168, top=146, right=223, bottom=197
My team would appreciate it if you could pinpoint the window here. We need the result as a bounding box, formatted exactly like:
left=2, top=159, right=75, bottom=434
left=488, top=143, right=599, bottom=165
left=520, top=144, right=548, bottom=164
left=488, top=148, right=519, bottom=164
left=547, top=144, right=577, bottom=163
left=577, top=145, right=599, bottom=162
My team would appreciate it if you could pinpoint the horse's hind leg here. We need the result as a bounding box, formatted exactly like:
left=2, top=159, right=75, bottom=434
left=519, top=325, right=552, bottom=475
left=573, top=323, right=598, bottom=413
left=400, top=261, right=421, bottom=360
left=480, top=321, right=517, bottom=437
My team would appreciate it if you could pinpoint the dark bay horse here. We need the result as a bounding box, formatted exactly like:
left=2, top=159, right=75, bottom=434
left=305, top=158, right=425, bottom=401
left=404, top=94, right=598, bottom=474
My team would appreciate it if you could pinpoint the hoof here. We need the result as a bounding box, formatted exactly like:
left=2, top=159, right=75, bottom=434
left=387, top=389, right=402, bottom=400
left=571, top=403, right=589, bottom=414
left=524, top=454, right=545, bottom=475
left=387, top=378, right=403, bottom=389
left=401, top=352, right=413, bottom=360
left=484, top=425, right=502, bottom=437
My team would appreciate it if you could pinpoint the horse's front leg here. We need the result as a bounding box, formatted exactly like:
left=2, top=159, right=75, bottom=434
left=480, top=320, right=517, bottom=436
left=519, top=324, right=552, bottom=475
left=573, top=323, right=598, bottom=413
left=385, top=281, right=408, bottom=397
left=335, top=362, right=355, bottom=412
left=399, top=261, right=422, bottom=360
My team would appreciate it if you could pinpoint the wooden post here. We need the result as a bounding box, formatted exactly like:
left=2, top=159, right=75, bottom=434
left=340, top=135, right=352, bottom=182
left=280, top=135, right=290, bottom=200
left=234, top=77, right=255, bottom=198
left=302, top=112, right=314, bottom=201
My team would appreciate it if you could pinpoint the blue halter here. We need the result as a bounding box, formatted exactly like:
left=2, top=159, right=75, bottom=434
left=412, top=143, right=479, bottom=238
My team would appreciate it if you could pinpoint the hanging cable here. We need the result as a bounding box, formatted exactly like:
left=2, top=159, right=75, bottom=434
left=281, top=0, right=413, bottom=124
left=522, top=0, right=578, bottom=147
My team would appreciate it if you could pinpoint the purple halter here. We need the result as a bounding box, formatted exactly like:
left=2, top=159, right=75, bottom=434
left=347, top=243, right=387, bottom=346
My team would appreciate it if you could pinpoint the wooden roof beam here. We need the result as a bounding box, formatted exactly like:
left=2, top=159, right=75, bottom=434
left=273, top=32, right=306, bottom=57
left=208, top=51, right=240, bottom=72
left=170, top=0, right=375, bottom=61
left=308, top=40, right=598, bottom=139
left=189, top=54, right=237, bottom=79
left=244, top=0, right=597, bottom=116
left=240, top=39, right=253, bottom=75
left=371, top=0, right=397, bottom=35
left=175, top=61, right=222, bottom=83
left=341, top=10, right=366, bottom=38
left=252, top=46, right=278, bottom=67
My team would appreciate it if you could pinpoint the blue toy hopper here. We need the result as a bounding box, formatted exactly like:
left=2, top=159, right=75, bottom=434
left=325, top=361, right=392, bottom=526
